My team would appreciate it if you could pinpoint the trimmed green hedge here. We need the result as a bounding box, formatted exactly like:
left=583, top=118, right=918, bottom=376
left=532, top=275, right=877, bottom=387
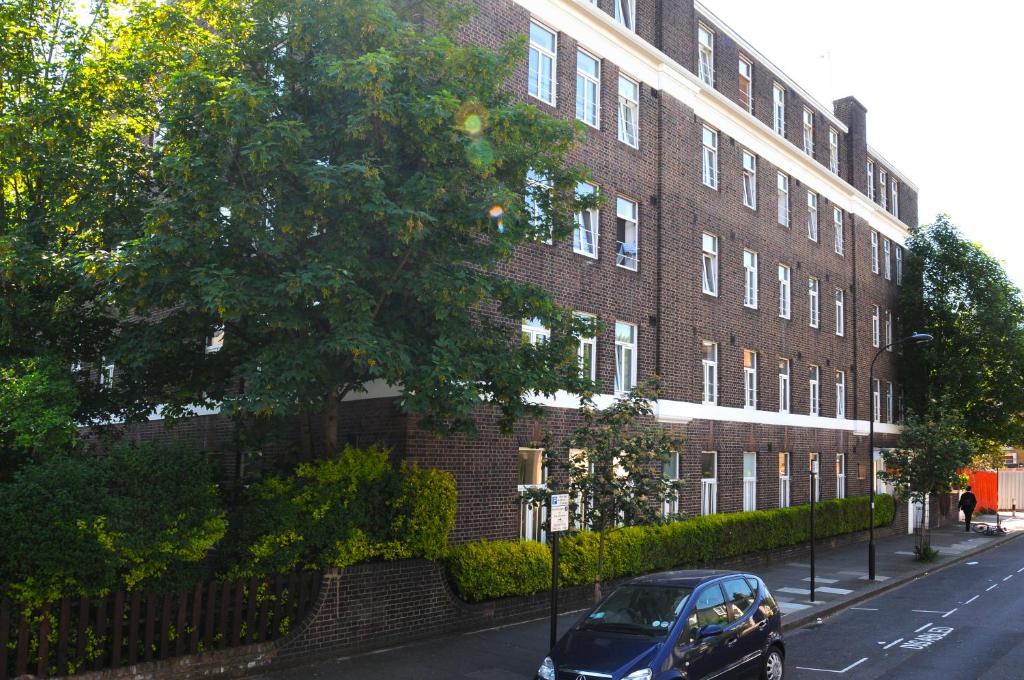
left=447, top=494, right=894, bottom=602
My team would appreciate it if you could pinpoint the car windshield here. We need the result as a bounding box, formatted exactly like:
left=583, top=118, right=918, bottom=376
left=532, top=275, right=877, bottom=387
left=578, top=585, right=693, bottom=638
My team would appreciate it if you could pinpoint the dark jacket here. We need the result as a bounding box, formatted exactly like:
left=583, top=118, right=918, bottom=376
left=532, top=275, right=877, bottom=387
left=958, top=492, right=978, bottom=512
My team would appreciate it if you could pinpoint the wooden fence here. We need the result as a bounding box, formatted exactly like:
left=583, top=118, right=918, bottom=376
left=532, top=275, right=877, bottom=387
left=1, top=571, right=320, bottom=679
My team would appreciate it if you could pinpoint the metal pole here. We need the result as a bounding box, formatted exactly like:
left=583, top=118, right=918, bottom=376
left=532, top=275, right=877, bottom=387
left=810, top=470, right=816, bottom=602
left=868, top=352, right=877, bottom=581
left=550, top=531, right=559, bottom=650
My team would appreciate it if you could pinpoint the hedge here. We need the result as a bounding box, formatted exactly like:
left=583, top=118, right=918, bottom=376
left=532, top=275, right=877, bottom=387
left=447, top=494, right=894, bottom=602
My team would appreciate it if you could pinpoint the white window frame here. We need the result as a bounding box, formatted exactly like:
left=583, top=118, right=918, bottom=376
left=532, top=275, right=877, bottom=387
left=743, top=249, right=758, bottom=308
left=663, top=452, right=680, bottom=516
left=886, top=381, right=894, bottom=423
left=617, top=75, right=639, bottom=148
left=873, top=378, right=882, bottom=422
left=879, top=170, right=888, bottom=209
left=808, top=364, right=820, bottom=416
left=885, top=309, right=893, bottom=350
left=777, top=172, right=789, bottom=227
left=808, top=277, right=819, bottom=328
left=835, top=288, right=845, bottom=337
left=836, top=453, right=846, bottom=499
left=614, top=0, right=635, bottom=31
left=702, top=340, right=718, bottom=405
left=778, top=264, right=791, bottom=319
left=829, top=127, right=839, bottom=173
left=883, top=238, right=892, bottom=280
left=778, top=452, right=791, bottom=508
left=576, top=312, right=597, bottom=381
left=835, top=370, right=846, bottom=419
left=738, top=56, right=753, bottom=113
left=701, top=451, right=718, bottom=516
left=872, top=304, right=881, bottom=348
left=772, top=83, right=786, bottom=136
left=778, top=357, right=790, bottom=413
left=575, top=49, right=601, bottom=128
left=206, top=326, right=225, bottom=354
left=833, top=207, right=844, bottom=255
left=615, top=196, right=638, bottom=271
left=702, top=232, right=719, bottom=296
left=741, top=150, right=757, bottom=209
left=702, top=126, right=719, bottom=189
left=743, top=349, right=757, bottom=409
left=697, top=23, right=715, bottom=87
left=522, top=317, right=550, bottom=345
left=806, top=191, right=818, bottom=241
left=802, top=107, right=814, bottom=156
left=573, top=181, right=598, bottom=258
left=866, top=159, right=875, bottom=201
left=518, top=447, right=548, bottom=542
left=870, top=230, right=879, bottom=274
left=896, top=246, right=903, bottom=285
left=528, top=21, right=557, bottom=106
left=743, top=452, right=757, bottom=512
left=891, top=179, right=899, bottom=217
left=614, top=321, right=637, bottom=394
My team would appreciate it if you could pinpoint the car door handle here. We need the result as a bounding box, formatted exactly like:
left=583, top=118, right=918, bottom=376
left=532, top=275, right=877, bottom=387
left=757, top=619, right=769, bottom=630
left=726, top=636, right=738, bottom=647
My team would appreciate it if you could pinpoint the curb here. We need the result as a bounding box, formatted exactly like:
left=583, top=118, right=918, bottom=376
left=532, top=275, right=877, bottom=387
left=785, top=530, right=1023, bottom=630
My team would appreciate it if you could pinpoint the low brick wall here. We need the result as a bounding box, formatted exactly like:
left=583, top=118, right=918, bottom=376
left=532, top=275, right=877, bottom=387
left=30, top=642, right=277, bottom=680
left=275, top=503, right=909, bottom=663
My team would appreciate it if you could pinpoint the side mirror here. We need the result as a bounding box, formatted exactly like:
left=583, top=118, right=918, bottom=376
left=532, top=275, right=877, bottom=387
left=698, top=624, right=724, bottom=639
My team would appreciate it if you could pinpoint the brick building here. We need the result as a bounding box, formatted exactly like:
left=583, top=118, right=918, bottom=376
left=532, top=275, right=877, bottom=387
left=127, top=0, right=917, bottom=545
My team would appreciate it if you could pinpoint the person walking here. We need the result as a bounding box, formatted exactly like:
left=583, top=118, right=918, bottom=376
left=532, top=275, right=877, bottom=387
left=958, top=486, right=978, bottom=532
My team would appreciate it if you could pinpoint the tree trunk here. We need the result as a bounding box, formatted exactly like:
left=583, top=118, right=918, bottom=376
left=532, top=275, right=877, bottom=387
left=322, top=389, right=339, bottom=458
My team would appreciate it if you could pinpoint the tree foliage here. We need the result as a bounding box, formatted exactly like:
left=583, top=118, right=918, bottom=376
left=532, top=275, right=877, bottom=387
left=106, top=0, right=598, bottom=456
left=543, top=380, right=683, bottom=600
left=900, top=216, right=1024, bottom=445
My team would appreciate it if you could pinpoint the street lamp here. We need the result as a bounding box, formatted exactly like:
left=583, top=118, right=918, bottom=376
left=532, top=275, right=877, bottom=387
left=868, top=331, right=933, bottom=580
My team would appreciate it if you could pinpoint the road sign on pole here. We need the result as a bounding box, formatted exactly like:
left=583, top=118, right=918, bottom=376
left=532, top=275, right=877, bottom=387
left=550, top=493, right=569, bottom=532
left=549, top=493, right=569, bottom=650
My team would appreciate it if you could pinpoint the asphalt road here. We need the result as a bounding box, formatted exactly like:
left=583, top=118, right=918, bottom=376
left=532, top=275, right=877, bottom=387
left=784, top=536, right=1024, bottom=679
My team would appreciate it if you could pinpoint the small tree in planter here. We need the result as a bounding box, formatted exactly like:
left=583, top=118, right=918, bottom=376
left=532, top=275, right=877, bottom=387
left=531, top=380, right=683, bottom=602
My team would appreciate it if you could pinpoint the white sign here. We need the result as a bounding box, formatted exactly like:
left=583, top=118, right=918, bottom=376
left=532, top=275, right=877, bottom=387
left=550, top=494, right=570, bottom=532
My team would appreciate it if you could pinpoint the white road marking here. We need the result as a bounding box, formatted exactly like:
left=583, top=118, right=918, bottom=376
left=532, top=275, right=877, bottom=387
left=779, top=587, right=812, bottom=595
left=895, top=551, right=916, bottom=556
left=851, top=607, right=879, bottom=611
left=912, top=610, right=946, bottom=614
left=883, top=638, right=905, bottom=649
left=942, top=608, right=958, bottom=618
left=962, top=595, right=979, bottom=605
left=987, top=584, right=999, bottom=592
left=803, top=577, right=839, bottom=584
left=816, top=587, right=854, bottom=595
left=1003, top=575, right=1013, bottom=582
left=915, top=622, right=934, bottom=633
left=967, top=561, right=979, bottom=565
left=1017, top=566, right=1024, bottom=573
left=857, top=574, right=891, bottom=582
left=778, top=601, right=811, bottom=614
left=795, top=657, right=868, bottom=674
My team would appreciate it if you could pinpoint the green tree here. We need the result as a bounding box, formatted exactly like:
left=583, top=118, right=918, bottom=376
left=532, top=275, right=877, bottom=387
left=1, top=0, right=155, bottom=430
left=110, top=0, right=598, bottom=457
left=0, top=355, right=79, bottom=477
left=880, top=403, right=976, bottom=554
left=543, top=381, right=683, bottom=601
left=900, top=216, right=1024, bottom=445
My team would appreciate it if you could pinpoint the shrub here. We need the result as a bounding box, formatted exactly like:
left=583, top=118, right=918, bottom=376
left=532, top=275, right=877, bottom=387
left=223, top=445, right=456, bottom=577
left=0, top=443, right=226, bottom=605
left=447, top=494, right=894, bottom=602
left=446, top=540, right=551, bottom=602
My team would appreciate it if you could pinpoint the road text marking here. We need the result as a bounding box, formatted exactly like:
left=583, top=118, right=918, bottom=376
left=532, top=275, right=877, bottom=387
left=901, top=626, right=954, bottom=650
left=795, top=657, right=868, bottom=674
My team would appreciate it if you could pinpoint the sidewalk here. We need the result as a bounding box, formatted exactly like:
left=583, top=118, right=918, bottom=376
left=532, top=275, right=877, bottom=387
left=251, top=513, right=1024, bottom=680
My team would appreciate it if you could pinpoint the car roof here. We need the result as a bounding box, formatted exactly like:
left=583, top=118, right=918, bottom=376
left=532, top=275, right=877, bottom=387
left=626, top=570, right=756, bottom=588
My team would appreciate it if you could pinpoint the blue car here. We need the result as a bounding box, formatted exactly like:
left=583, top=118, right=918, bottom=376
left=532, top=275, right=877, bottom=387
left=536, top=570, right=784, bottom=680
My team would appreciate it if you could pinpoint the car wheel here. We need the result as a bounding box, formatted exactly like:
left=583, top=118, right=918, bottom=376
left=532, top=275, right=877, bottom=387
left=761, top=646, right=784, bottom=680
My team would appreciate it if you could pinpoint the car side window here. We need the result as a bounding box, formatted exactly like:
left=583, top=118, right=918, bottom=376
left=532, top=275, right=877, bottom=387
left=722, top=578, right=756, bottom=621
left=694, top=584, right=730, bottom=629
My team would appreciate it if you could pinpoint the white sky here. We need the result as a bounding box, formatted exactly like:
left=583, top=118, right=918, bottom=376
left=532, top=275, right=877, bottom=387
left=704, top=0, right=1024, bottom=288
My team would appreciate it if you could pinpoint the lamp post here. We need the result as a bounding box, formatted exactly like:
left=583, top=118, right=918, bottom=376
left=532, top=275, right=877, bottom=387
left=868, top=331, right=933, bottom=580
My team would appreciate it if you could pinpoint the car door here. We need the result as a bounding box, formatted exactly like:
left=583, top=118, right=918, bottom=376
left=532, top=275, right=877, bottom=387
left=674, top=583, right=735, bottom=680
left=720, top=577, right=762, bottom=675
